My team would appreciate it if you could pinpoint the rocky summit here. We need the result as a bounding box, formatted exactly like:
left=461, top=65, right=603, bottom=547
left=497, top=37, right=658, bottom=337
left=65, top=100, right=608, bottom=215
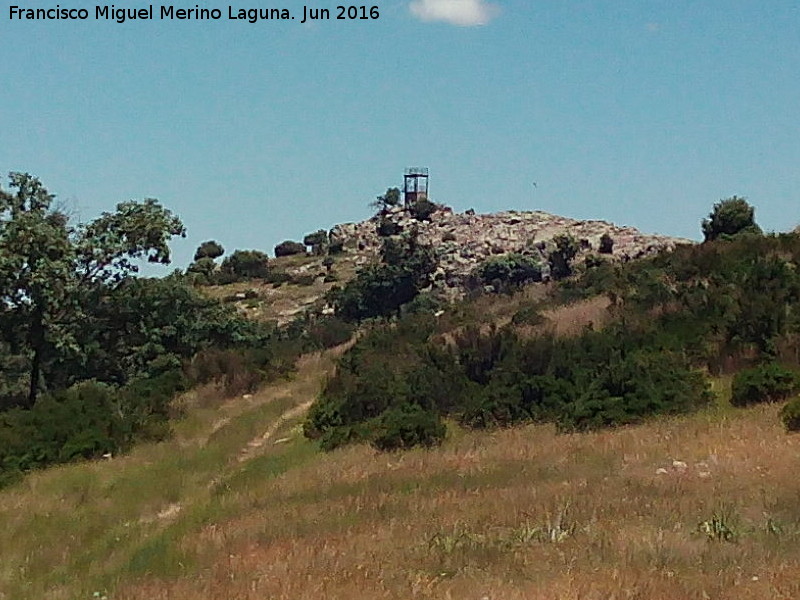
left=329, top=204, right=694, bottom=296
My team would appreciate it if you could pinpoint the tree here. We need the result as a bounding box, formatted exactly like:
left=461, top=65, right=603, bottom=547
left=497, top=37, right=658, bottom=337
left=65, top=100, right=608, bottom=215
left=370, top=187, right=401, bottom=212
left=548, top=234, right=579, bottom=280
left=219, top=249, right=270, bottom=280
left=702, top=196, right=762, bottom=242
left=0, top=173, right=186, bottom=406
left=599, top=233, right=614, bottom=254
left=303, top=230, right=329, bottom=256
left=194, top=240, right=224, bottom=261
left=274, top=240, right=306, bottom=257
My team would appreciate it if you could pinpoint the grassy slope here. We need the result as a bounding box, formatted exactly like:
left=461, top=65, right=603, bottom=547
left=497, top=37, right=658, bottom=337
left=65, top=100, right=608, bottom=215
left=2, top=348, right=800, bottom=599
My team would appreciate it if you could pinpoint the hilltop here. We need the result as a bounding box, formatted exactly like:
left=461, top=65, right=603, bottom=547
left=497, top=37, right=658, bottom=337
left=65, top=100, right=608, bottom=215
left=208, top=204, right=691, bottom=324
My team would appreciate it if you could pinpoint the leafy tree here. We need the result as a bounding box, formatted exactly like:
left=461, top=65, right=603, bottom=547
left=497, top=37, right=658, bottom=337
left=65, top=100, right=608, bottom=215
left=702, top=196, right=762, bottom=242
left=330, top=233, right=436, bottom=322
left=0, top=173, right=185, bottom=406
left=187, top=257, right=217, bottom=282
left=730, top=363, right=799, bottom=407
left=220, top=249, right=269, bottom=280
left=477, top=253, right=542, bottom=291
left=409, top=198, right=438, bottom=221
left=599, top=233, right=614, bottom=254
left=194, top=240, right=224, bottom=261
left=370, top=187, right=401, bottom=212
left=303, top=229, right=328, bottom=248
left=274, top=240, right=306, bottom=257
left=549, top=234, right=580, bottom=280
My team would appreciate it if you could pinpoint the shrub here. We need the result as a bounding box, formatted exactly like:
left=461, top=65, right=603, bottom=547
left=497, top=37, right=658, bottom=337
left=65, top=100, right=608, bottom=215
left=186, top=257, right=217, bottom=282
left=599, top=233, right=614, bottom=254
left=549, top=234, right=580, bottom=280
left=303, top=230, right=328, bottom=248
left=371, top=403, right=446, bottom=451
left=477, top=254, right=542, bottom=291
left=306, top=316, right=354, bottom=349
left=511, top=305, right=546, bottom=326
left=220, top=250, right=270, bottom=280
left=702, top=196, right=762, bottom=242
left=274, top=240, right=306, bottom=257
left=780, top=397, right=800, bottom=432
left=194, top=240, right=224, bottom=260
left=377, top=219, right=402, bottom=237
left=409, top=198, right=438, bottom=221
left=731, top=363, right=799, bottom=407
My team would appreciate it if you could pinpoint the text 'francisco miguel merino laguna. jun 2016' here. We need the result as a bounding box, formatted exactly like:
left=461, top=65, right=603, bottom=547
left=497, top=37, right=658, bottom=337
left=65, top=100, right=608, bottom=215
left=7, top=4, right=381, bottom=24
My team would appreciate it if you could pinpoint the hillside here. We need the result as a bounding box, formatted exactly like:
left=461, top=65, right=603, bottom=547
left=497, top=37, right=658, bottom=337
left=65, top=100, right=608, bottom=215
left=1, top=335, right=799, bottom=599
left=205, top=205, right=691, bottom=325
left=3, top=189, right=800, bottom=599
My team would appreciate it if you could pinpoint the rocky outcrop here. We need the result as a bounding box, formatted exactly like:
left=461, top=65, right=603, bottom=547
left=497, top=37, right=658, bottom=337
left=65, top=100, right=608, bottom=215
left=329, top=205, right=693, bottom=296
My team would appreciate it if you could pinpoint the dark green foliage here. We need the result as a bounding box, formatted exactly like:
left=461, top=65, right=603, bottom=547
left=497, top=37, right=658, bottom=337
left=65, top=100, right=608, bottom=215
left=0, top=174, right=310, bottom=485
left=377, top=219, right=402, bottom=237
left=372, top=403, right=446, bottom=451
left=274, top=240, right=306, bottom=257
left=194, top=240, right=224, bottom=261
left=549, top=234, right=580, bottom=280
left=731, top=363, right=799, bottom=407
left=558, top=351, right=712, bottom=431
left=780, top=398, right=800, bottom=432
left=511, top=305, right=546, bottom=326
left=304, top=230, right=328, bottom=255
left=0, top=375, right=185, bottom=485
left=599, top=233, right=614, bottom=254
left=331, top=233, right=436, bottom=322
left=371, top=187, right=401, bottom=212
left=303, top=230, right=328, bottom=248
left=219, top=250, right=270, bottom=281
left=305, top=316, right=354, bottom=349
left=409, top=198, right=438, bottom=221
left=702, top=196, right=762, bottom=242
left=306, top=311, right=711, bottom=451
left=187, top=257, right=217, bottom=282
left=477, top=254, right=542, bottom=291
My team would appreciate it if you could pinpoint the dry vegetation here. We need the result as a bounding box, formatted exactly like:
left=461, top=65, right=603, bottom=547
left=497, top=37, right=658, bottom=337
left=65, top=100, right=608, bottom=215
left=3, top=348, right=799, bottom=599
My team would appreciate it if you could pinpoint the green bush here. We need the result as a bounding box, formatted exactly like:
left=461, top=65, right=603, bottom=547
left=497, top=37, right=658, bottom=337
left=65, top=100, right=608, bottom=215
left=220, top=250, right=270, bottom=280
left=377, top=219, right=402, bottom=237
left=477, top=254, right=542, bottom=291
left=194, top=240, right=224, bottom=261
left=371, top=403, right=446, bottom=451
left=731, top=363, right=799, bottom=407
left=780, top=397, right=800, bottom=432
left=599, top=233, right=614, bottom=254
left=306, top=316, right=354, bottom=349
left=274, top=240, right=306, bottom=257
left=409, top=198, right=438, bottom=222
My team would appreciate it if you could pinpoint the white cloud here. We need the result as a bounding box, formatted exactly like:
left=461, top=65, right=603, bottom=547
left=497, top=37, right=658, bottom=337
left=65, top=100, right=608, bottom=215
left=409, top=0, right=500, bottom=27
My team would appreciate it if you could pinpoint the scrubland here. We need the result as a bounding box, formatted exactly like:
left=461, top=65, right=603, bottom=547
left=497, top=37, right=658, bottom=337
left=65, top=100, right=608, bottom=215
left=2, top=355, right=799, bottom=600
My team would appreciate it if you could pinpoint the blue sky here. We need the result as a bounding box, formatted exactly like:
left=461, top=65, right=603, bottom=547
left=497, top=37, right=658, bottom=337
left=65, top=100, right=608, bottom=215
left=1, top=1, right=799, bottom=271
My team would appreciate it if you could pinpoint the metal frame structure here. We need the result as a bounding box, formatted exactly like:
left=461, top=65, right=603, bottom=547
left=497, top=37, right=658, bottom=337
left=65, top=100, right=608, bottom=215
left=403, top=167, right=429, bottom=206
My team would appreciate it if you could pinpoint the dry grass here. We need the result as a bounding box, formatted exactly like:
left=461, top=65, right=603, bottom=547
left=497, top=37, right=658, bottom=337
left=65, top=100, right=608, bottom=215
left=3, top=335, right=800, bottom=599
left=113, top=403, right=800, bottom=600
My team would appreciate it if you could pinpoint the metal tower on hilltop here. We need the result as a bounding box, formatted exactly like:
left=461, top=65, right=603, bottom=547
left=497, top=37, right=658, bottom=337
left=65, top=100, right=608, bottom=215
left=403, top=167, right=429, bottom=206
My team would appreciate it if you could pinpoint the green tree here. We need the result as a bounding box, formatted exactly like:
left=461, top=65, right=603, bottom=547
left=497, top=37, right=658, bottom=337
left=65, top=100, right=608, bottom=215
left=370, top=187, right=401, bottom=212
left=0, top=173, right=185, bottom=406
left=702, top=196, right=762, bottom=242
left=194, top=240, right=224, bottom=261
left=549, top=234, right=580, bottom=280
left=220, top=249, right=270, bottom=280
left=274, top=240, right=306, bottom=257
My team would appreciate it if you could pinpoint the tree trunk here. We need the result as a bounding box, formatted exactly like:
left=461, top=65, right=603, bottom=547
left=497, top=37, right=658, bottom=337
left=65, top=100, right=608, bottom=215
left=27, top=301, right=45, bottom=408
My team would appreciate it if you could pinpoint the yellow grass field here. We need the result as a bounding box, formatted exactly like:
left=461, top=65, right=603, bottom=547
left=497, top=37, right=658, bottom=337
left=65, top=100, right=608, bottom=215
left=2, top=349, right=800, bottom=600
